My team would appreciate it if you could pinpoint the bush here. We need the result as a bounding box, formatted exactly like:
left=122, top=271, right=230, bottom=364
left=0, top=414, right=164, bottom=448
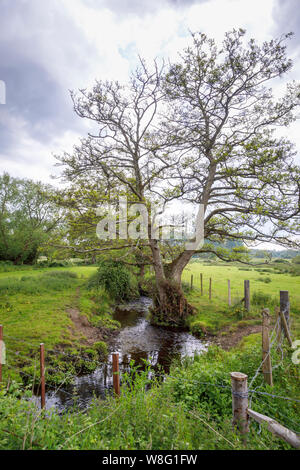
left=231, top=305, right=249, bottom=320
left=87, top=261, right=138, bottom=302
left=49, top=260, right=68, bottom=267
left=93, top=341, right=108, bottom=357
left=139, top=275, right=156, bottom=296
left=69, top=258, right=86, bottom=266
left=252, top=291, right=275, bottom=307
left=290, top=265, right=300, bottom=277
left=0, top=260, right=13, bottom=266
left=35, top=260, right=49, bottom=267
left=43, top=270, right=78, bottom=279
left=257, top=276, right=272, bottom=283
left=181, top=281, right=192, bottom=293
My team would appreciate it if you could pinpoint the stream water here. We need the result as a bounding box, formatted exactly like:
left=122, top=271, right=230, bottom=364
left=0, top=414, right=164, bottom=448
left=42, top=297, right=208, bottom=411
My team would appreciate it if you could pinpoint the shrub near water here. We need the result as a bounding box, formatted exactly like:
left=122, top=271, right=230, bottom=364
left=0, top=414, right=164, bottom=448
left=87, top=261, right=138, bottom=302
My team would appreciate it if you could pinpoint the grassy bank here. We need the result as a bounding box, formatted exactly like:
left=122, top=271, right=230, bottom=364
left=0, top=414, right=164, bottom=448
left=0, top=266, right=118, bottom=385
left=0, top=337, right=298, bottom=450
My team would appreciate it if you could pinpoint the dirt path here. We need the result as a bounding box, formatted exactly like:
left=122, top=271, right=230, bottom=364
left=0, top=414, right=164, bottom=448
left=67, top=307, right=105, bottom=346
left=210, top=324, right=262, bottom=350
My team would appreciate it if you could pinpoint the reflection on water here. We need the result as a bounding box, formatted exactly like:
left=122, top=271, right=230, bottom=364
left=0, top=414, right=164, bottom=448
left=42, top=297, right=208, bottom=411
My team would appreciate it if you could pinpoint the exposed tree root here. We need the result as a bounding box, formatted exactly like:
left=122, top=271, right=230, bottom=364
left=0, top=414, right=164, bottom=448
left=150, top=279, right=196, bottom=327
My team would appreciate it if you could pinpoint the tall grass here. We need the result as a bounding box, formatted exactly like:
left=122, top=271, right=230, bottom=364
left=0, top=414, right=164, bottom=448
left=0, top=271, right=78, bottom=295
left=0, top=341, right=298, bottom=450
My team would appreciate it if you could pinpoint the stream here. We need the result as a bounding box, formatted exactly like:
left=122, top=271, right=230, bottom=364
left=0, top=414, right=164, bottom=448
left=41, top=297, right=208, bottom=411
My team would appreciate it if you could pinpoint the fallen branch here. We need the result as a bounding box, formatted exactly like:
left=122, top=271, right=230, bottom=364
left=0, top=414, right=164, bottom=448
left=248, top=409, right=300, bottom=449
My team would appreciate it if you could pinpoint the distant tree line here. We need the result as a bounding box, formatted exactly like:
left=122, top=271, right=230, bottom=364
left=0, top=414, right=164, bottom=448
left=0, top=173, right=63, bottom=264
left=250, top=249, right=300, bottom=260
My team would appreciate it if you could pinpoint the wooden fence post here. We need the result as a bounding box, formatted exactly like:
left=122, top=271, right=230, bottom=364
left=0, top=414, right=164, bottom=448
left=0, top=325, right=3, bottom=383
left=228, top=280, right=231, bottom=307
left=191, top=275, right=193, bottom=290
left=200, top=274, right=203, bottom=296
left=244, top=280, right=250, bottom=311
left=230, top=372, right=249, bottom=435
left=112, top=352, right=120, bottom=397
left=280, top=291, right=290, bottom=334
left=40, top=343, right=45, bottom=410
left=279, top=310, right=293, bottom=347
left=275, top=306, right=282, bottom=349
left=209, top=278, right=212, bottom=300
left=262, top=309, right=273, bottom=387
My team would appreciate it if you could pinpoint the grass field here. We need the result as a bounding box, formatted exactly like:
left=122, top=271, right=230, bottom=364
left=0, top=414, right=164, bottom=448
left=0, top=265, right=98, bottom=280
left=0, top=266, right=113, bottom=384
left=0, top=266, right=98, bottom=344
left=182, top=260, right=300, bottom=337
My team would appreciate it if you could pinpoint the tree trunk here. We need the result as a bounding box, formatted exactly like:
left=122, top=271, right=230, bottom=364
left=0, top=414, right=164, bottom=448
left=168, top=250, right=196, bottom=284
left=149, top=238, right=168, bottom=301
left=149, top=240, right=195, bottom=325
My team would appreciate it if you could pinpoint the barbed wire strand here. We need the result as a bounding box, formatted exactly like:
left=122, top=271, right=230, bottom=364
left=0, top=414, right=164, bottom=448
left=3, top=361, right=76, bottom=400
left=4, top=350, right=300, bottom=403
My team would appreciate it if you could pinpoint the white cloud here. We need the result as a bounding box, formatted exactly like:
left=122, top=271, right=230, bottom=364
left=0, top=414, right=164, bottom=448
left=0, top=127, right=82, bottom=183
left=184, top=0, right=275, bottom=42
left=0, top=0, right=298, bottom=187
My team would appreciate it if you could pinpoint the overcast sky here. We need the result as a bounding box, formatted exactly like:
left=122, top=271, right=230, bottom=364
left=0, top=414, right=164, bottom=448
left=0, top=0, right=299, bottom=185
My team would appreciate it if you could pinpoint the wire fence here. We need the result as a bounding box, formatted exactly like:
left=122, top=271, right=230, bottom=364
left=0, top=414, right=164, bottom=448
left=2, top=333, right=299, bottom=401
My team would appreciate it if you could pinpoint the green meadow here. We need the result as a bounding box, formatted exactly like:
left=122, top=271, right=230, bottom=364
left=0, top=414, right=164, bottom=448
left=0, top=266, right=97, bottom=346
left=0, top=266, right=112, bottom=384
left=1, top=262, right=299, bottom=348
left=183, top=260, right=300, bottom=337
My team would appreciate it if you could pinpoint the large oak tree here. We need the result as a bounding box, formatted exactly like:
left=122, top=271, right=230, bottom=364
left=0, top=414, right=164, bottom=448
left=57, top=30, right=300, bottom=324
